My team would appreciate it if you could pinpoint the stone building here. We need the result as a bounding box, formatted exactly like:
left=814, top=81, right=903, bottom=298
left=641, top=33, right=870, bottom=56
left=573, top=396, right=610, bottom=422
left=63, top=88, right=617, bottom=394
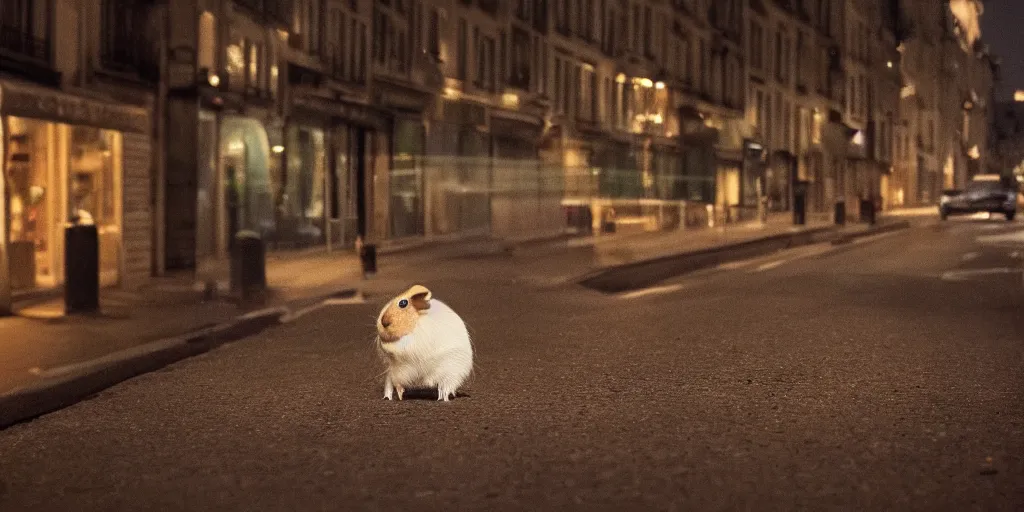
left=1, top=0, right=157, bottom=311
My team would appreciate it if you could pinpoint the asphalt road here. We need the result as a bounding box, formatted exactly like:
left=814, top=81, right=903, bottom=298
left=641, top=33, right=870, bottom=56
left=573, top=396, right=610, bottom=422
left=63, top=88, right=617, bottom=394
left=1, top=217, right=1022, bottom=511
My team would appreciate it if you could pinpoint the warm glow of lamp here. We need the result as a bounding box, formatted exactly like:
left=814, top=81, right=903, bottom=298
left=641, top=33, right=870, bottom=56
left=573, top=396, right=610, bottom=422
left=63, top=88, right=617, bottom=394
left=652, top=114, right=664, bottom=124
left=272, top=145, right=284, bottom=154
left=208, top=74, right=221, bottom=87
left=615, top=73, right=626, bottom=84
left=501, top=92, right=520, bottom=109
left=655, top=81, right=665, bottom=90
left=443, top=87, right=460, bottom=99
left=640, top=78, right=654, bottom=88
left=852, top=130, right=865, bottom=146
left=1015, top=90, right=1024, bottom=102
left=968, top=144, right=980, bottom=159
left=886, top=61, right=893, bottom=68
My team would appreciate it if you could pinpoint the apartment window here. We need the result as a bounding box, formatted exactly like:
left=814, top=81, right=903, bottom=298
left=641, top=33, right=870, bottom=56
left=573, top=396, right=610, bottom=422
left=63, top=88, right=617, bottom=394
left=774, top=27, right=783, bottom=81
left=680, top=38, right=690, bottom=86
left=457, top=19, right=468, bottom=80
left=412, top=1, right=423, bottom=55
left=428, top=9, right=440, bottom=57
left=476, top=34, right=496, bottom=91
left=101, top=0, right=149, bottom=74
left=699, top=39, right=707, bottom=93
left=795, top=31, right=805, bottom=88
left=557, top=0, right=570, bottom=34
left=642, top=6, right=653, bottom=58
left=510, top=28, right=531, bottom=88
left=578, top=65, right=596, bottom=122
left=554, top=58, right=564, bottom=113
left=632, top=4, right=641, bottom=52
left=247, top=42, right=261, bottom=90
left=225, top=30, right=246, bottom=91
left=749, top=21, right=763, bottom=71
left=198, top=11, right=217, bottom=71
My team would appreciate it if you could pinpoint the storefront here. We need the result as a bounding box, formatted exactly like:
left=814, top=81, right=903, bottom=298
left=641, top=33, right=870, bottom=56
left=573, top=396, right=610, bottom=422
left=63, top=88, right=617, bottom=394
left=1, top=79, right=151, bottom=296
left=192, top=108, right=277, bottom=272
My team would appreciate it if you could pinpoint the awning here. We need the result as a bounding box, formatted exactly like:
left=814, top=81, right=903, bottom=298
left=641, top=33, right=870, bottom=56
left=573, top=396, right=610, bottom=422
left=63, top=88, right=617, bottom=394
left=0, top=78, right=149, bottom=134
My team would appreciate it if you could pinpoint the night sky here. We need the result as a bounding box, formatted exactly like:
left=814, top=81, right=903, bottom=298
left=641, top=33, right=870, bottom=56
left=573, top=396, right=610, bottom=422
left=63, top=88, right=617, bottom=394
left=981, top=0, right=1023, bottom=101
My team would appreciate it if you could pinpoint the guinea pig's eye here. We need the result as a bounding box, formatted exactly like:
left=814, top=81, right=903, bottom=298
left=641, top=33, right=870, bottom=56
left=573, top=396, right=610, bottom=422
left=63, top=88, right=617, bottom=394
left=398, top=299, right=409, bottom=308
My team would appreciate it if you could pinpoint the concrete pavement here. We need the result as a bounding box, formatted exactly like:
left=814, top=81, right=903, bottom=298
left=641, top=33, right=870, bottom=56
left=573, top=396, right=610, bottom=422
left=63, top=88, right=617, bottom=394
left=0, top=216, right=1020, bottom=510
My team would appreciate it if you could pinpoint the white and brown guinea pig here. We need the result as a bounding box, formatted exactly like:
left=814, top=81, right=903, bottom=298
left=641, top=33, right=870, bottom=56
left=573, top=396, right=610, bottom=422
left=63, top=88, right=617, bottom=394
left=376, top=284, right=473, bottom=402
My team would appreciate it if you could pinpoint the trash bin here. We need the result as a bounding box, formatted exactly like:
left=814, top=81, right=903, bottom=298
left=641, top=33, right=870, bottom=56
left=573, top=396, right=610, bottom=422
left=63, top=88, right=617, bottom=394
left=860, top=198, right=876, bottom=225
left=360, top=243, right=377, bottom=277
left=231, top=230, right=266, bottom=297
left=834, top=201, right=846, bottom=226
left=65, top=224, right=100, bottom=314
left=792, top=181, right=809, bottom=226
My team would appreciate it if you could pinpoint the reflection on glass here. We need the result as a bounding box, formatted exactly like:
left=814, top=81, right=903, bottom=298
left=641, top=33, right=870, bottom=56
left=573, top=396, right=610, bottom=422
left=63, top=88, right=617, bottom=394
left=196, top=112, right=217, bottom=259
left=69, top=125, right=122, bottom=286
left=6, top=117, right=53, bottom=289
left=279, top=125, right=326, bottom=248
left=220, top=116, right=275, bottom=247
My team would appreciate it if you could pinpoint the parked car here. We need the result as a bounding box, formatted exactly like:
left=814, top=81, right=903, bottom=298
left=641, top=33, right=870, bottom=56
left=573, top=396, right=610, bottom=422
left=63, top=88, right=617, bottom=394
left=939, top=174, right=1018, bottom=221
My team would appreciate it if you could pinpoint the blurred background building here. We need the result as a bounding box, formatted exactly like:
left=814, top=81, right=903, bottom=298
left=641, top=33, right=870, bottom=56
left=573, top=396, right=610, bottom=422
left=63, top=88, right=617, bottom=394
left=0, top=0, right=1001, bottom=295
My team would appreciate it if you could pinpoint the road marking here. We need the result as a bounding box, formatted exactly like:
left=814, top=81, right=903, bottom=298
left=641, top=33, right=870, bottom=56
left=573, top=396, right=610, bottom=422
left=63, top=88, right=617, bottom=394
left=618, top=283, right=686, bottom=299
left=755, top=259, right=787, bottom=272
left=977, top=230, right=1024, bottom=244
left=962, top=252, right=980, bottom=262
left=1011, top=251, right=1021, bottom=259
left=940, top=268, right=1023, bottom=282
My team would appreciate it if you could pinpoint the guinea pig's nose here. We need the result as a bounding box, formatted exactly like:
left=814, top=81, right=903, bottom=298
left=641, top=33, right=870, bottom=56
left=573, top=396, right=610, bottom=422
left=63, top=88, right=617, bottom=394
left=381, top=317, right=392, bottom=328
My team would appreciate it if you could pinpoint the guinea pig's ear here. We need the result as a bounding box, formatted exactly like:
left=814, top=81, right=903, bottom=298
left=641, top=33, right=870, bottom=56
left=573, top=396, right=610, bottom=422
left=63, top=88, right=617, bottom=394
left=405, top=284, right=432, bottom=310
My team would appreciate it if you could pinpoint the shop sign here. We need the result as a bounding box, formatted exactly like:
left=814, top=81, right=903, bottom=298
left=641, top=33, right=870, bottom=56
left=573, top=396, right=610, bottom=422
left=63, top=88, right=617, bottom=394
left=0, top=81, right=149, bottom=134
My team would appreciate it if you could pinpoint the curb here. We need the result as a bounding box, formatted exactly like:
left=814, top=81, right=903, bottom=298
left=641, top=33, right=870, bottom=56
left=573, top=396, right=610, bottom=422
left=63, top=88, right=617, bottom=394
left=830, top=220, right=911, bottom=245
left=577, top=226, right=837, bottom=293
left=0, top=288, right=358, bottom=430
left=577, top=221, right=912, bottom=293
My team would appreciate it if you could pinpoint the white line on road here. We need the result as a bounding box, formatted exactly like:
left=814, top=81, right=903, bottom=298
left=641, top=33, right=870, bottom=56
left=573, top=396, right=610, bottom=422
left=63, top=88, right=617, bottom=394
left=618, top=284, right=686, bottom=300
left=940, top=268, right=1023, bottom=282
left=755, top=259, right=787, bottom=272
left=962, top=252, right=980, bottom=262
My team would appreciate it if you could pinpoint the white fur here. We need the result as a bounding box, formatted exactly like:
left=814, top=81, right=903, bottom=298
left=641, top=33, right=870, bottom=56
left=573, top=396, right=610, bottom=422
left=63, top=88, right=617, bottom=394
left=377, top=298, right=473, bottom=402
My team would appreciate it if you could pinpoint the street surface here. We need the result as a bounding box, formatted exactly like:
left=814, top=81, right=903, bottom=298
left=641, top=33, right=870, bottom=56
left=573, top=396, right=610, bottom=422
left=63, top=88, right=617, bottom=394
left=1, top=217, right=1022, bottom=511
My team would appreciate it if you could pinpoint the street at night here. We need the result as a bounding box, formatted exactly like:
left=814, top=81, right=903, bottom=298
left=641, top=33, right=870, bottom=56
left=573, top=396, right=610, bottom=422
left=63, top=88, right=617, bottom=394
left=1, top=219, right=1021, bottom=510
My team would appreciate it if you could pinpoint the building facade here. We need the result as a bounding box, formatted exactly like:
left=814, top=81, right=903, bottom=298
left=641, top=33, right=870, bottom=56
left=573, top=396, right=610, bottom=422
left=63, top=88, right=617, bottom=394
left=1, top=0, right=157, bottom=308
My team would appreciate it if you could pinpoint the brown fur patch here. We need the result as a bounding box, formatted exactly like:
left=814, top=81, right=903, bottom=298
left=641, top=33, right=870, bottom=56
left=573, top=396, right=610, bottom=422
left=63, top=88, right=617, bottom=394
left=377, top=285, right=433, bottom=343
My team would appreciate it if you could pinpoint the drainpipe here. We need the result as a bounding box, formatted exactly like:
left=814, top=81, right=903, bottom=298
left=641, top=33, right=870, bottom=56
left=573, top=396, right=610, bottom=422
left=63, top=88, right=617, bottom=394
left=154, top=1, right=170, bottom=276
left=0, top=112, right=11, bottom=315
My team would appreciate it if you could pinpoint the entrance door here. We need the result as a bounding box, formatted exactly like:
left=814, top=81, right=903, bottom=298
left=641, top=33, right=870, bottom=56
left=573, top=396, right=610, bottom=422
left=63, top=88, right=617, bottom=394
left=5, top=117, right=56, bottom=290
left=223, top=150, right=246, bottom=252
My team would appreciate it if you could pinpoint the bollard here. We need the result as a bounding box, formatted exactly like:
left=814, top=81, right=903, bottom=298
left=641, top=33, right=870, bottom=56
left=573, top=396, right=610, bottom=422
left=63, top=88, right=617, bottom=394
left=65, top=224, right=100, bottom=315
left=230, top=230, right=266, bottom=299
left=834, top=201, right=846, bottom=226
left=792, top=181, right=808, bottom=226
left=360, top=243, right=377, bottom=277
left=860, top=199, right=876, bottom=225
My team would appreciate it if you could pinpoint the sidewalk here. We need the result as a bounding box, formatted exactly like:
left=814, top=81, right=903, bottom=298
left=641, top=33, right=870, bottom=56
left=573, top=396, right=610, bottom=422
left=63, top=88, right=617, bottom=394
left=0, top=252, right=364, bottom=397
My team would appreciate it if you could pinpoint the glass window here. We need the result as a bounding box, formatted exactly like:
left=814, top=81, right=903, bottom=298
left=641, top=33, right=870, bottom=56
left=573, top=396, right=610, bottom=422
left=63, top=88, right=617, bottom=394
left=196, top=112, right=217, bottom=259
left=282, top=125, right=326, bottom=248
left=68, top=125, right=123, bottom=285
left=5, top=117, right=55, bottom=289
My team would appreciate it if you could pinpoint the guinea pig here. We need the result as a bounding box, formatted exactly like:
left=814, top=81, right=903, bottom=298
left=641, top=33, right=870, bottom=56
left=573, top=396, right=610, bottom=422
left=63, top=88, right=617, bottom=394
left=375, top=284, right=474, bottom=402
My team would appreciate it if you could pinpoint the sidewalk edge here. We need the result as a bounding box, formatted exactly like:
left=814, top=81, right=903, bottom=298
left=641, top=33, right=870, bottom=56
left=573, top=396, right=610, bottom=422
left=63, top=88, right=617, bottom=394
left=0, top=288, right=357, bottom=430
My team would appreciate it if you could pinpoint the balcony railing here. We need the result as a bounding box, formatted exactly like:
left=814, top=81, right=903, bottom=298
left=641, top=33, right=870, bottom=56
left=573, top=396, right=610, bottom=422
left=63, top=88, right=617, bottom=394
left=0, top=23, right=50, bottom=62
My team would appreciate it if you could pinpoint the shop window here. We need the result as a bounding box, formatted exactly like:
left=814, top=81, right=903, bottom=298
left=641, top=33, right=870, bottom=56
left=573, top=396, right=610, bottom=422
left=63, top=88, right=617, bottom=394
left=5, top=117, right=55, bottom=290
left=281, top=125, right=327, bottom=248
left=69, top=126, right=123, bottom=287
left=5, top=117, right=123, bottom=290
